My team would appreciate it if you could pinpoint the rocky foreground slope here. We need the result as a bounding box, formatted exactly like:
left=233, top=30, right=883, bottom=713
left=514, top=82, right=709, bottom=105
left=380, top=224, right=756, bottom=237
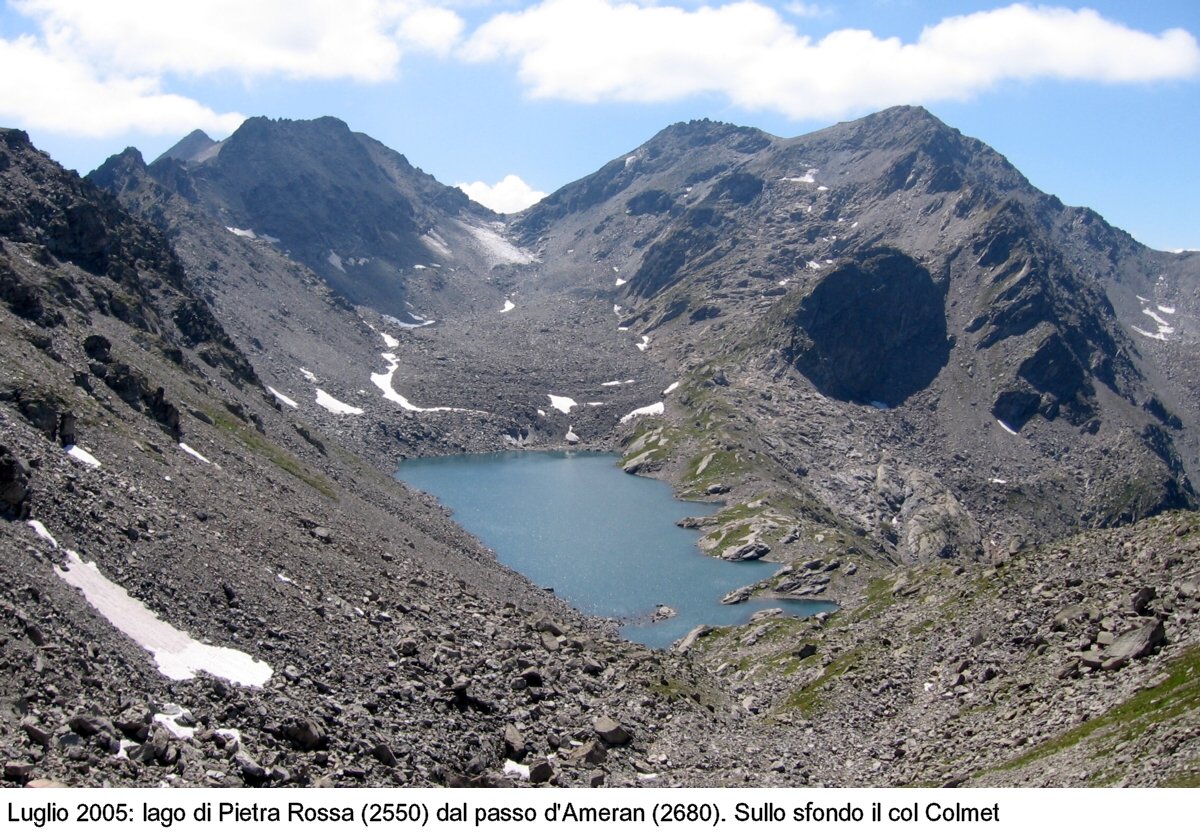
left=1, top=111, right=1198, bottom=788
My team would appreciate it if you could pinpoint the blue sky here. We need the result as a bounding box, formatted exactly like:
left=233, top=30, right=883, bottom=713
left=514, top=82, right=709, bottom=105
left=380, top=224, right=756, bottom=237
left=1, top=1, right=1196, bottom=249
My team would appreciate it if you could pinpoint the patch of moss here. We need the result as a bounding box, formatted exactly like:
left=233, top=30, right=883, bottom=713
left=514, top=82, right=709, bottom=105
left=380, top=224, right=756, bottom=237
left=990, top=644, right=1200, bottom=775
left=849, top=575, right=896, bottom=621
left=781, top=647, right=864, bottom=717
left=712, top=523, right=754, bottom=554
left=618, top=425, right=682, bottom=469
left=1159, top=769, right=1200, bottom=788
left=212, top=411, right=337, bottom=499
left=686, top=449, right=744, bottom=486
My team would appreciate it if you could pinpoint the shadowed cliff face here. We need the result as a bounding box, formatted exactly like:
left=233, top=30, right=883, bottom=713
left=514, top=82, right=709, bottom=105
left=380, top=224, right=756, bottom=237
left=776, top=249, right=950, bottom=407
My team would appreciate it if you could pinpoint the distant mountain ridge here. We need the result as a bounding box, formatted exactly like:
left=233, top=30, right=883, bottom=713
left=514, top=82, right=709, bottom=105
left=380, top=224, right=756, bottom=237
left=99, top=116, right=531, bottom=320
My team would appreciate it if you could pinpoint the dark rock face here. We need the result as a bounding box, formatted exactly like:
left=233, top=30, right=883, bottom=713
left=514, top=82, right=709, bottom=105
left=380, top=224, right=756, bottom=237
left=0, top=444, right=31, bottom=518
left=627, top=208, right=728, bottom=299
left=993, top=331, right=1094, bottom=430
left=777, top=249, right=949, bottom=406
left=625, top=189, right=676, bottom=216
left=711, top=172, right=763, bottom=205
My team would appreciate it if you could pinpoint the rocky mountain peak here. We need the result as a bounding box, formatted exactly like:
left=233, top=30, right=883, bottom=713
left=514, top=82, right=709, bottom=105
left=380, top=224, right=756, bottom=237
left=153, top=128, right=219, bottom=165
left=647, top=118, right=774, bottom=153
left=88, top=147, right=148, bottom=193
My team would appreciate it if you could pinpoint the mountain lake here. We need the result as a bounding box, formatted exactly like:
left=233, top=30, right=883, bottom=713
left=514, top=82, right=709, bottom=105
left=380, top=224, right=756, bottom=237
left=394, top=450, right=834, bottom=647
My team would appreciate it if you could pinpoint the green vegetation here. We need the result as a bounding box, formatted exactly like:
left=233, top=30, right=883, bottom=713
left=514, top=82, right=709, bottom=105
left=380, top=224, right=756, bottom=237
left=849, top=575, right=897, bottom=621
left=1160, top=769, right=1200, bottom=788
left=781, top=647, right=865, bottom=717
left=618, top=424, right=682, bottom=470
left=212, top=410, right=337, bottom=499
left=990, top=644, right=1200, bottom=775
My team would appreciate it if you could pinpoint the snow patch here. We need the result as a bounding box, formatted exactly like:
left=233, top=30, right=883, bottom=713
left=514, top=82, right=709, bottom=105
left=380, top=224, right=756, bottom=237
left=817, top=185, right=830, bottom=192
left=989, top=478, right=1008, bottom=485
left=1157, top=305, right=1176, bottom=315
left=620, top=402, right=665, bottom=425
left=1135, top=308, right=1175, bottom=340
left=1143, top=308, right=1174, bottom=330
left=548, top=394, right=577, bottom=414
left=636, top=335, right=651, bottom=352
left=503, top=760, right=530, bottom=780
left=65, top=445, right=101, bottom=468
left=781, top=168, right=818, bottom=184
left=179, top=443, right=213, bottom=465
left=299, top=368, right=317, bottom=382
left=381, top=332, right=399, bottom=349
left=615, top=277, right=626, bottom=287
left=464, top=222, right=536, bottom=266
left=613, top=304, right=622, bottom=315
left=154, top=706, right=196, bottom=739
left=663, top=381, right=681, bottom=395
left=996, top=419, right=1019, bottom=436
left=1130, top=325, right=1168, bottom=341
left=226, top=227, right=256, bottom=239
left=51, top=542, right=272, bottom=686
left=371, top=353, right=472, bottom=413
left=315, top=390, right=364, bottom=415
left=267, top=386, right=298, bottom=408
left=384, top=313, right=436, bottom=330
left=326, top=251, right=344, bottom=272
left=421, top=231, right=452, bottom=257
left=502, top=299, right=516, bottom=313
left=28, top=520, right=58, bottom=548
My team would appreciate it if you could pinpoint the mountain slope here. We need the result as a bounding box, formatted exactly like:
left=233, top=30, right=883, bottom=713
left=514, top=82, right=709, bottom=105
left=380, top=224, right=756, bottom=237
left=506, top=107, right=1198, bottom=574
left=0, top=127, right=732, bottom=789
left=5, top=108, right=1194, bottom=788
left=126, top=116, right=541, bottom=321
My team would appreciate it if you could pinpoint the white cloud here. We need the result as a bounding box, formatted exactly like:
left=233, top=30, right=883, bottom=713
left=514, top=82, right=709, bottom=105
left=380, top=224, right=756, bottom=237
left=398, top=6, right=466, bottom=55
left=0, top=34, right=244, bottom=138
left=13, top=0, right=464, bottom=81
left=0, top=0, right=464, bottom=139
left=784, top=2, right=830, bottom=17
left=457, top=174, right=547, bottom=213
left=462, top=1, right=1200, bottom=119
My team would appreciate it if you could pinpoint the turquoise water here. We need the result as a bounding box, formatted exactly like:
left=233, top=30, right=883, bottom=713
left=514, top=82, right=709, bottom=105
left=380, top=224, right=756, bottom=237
left=394, top=450, right=833, bottom=647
